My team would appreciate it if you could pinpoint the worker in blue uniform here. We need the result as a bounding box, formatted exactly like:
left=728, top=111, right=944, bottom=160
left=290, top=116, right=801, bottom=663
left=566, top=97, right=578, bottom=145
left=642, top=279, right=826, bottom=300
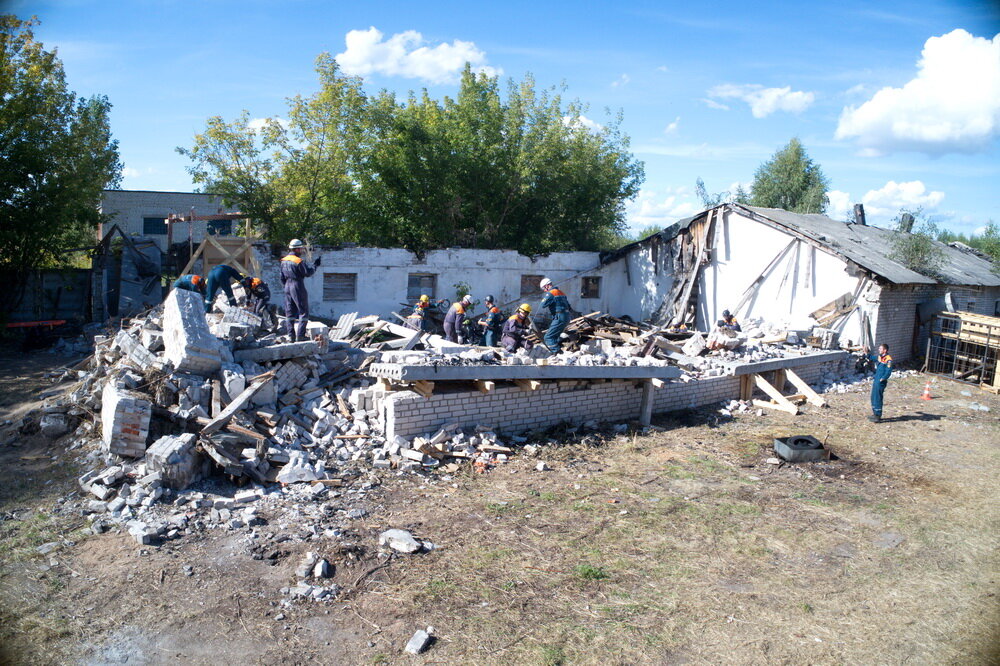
left=501, top=304, right=534, bottom=352
left=719, top=309, right=741, bottom=332
left=539, top=277, right=570, bottom=353
left=443, top=294, right=473, bottom=343
left=864, top=343, right=893, bottom=422
left=204, top=263, right=246, bottom=312
left=280, top=239, right=320, bottom=341
left=172, top=274, right=205, bottom=294
left=478, top=295, right=503, bottom=347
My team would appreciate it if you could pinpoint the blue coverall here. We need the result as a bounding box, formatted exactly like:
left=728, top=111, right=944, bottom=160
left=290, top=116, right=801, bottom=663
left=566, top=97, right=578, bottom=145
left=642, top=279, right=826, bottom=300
left=405, top=302, right=433, bottom=332
left=204, top=264, right=244, bottom=312
left=173, top=275, right=203, bottom=293
left=481, top=306, right=503, bottom=347
left=869, top=351, right=893, bottom=419
left=443, top=302, right=468, bottom=343
left=501, top=314, right=533, bottom=353
left=540, top=288, right=570, bottom=353
left=279, top=253, right=316, bottom=340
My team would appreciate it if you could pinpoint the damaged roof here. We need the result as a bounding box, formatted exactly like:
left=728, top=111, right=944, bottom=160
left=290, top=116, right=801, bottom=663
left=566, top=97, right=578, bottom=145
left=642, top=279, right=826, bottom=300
left=738, top=205, right=1000, bottom=287
left=604, top=203, right=998, bottom=287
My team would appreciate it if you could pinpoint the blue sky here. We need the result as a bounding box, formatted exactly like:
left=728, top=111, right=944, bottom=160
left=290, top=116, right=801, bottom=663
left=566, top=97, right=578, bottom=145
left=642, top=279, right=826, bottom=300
left=10, top=0, right=1000, bottom=235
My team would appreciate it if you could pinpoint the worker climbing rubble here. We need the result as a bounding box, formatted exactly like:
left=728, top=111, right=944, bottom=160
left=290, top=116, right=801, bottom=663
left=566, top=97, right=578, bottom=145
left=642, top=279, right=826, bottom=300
left=501, top=303, right=534, bottom=352
left=242, top=276, right=275, bottom=330
left=478, top=295, right=503, bottom=347
left=280, top=239, right=320, bottom=341
left=172, top=273, right=205, bottom=295
left=443, top=294, right=473, bottom=343
left=204, top=263, right=247, bottom=312
left=539, top=277, right=570, bottom=353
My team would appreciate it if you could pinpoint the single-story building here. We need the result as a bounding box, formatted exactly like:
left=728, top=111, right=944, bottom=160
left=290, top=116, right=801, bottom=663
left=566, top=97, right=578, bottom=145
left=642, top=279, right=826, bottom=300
left=100, top=189, right=241, bottom=252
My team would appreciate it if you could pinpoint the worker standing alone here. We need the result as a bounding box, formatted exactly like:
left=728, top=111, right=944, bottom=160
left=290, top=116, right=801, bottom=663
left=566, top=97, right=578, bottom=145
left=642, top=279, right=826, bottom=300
left=864, top=344, right=893, bottom=422
left=539, top=277, right=570, bottom=353
left=444, top=294, right=473, bottom=343
left=478, top=295, right=503, bottom=347
left=280, top=239, right=320, bottom=341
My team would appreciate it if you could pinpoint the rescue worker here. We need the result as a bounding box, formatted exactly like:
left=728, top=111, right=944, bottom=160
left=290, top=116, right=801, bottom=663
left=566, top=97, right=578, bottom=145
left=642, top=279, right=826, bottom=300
left=719, top=309, right=741, bottom=332
left=443, top=294, right=473, bottom=343
left=501, top=304, right=534, bottom=353
left=204, top=263, right=246, bottom=312
left=478, top=295, right=503, bottom=347
left=279, top=239, right=321, bottom=341
left=863, top=343, right=893, bottom=423
left=405, top=294, right=434, bottom=332
left=172, top=274, right=205, bottom=294
left=539, top=277, right=570, bottom=353
left=242, top=276, right=275, bottom=329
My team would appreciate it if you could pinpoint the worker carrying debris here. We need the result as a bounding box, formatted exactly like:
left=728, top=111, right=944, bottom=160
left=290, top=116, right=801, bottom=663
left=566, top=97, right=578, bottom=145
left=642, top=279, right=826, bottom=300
left=444, top=294, right=473, bottom=343
left=172, top=274, right=205, bottom=295
left=204, top=263, right=247, bottom=312
left=501, top=304, right=534, bottom=352
left=478, top=295, right=503, bottom=347
left=280, top=239, right=321, bottom=341
left=539, top=277, right=570, bottom=353
left=242, top=277, right=275, bottom=329
left=863, top=343, right=892, bottom=423
left=405, top=295, right=434, bottom=332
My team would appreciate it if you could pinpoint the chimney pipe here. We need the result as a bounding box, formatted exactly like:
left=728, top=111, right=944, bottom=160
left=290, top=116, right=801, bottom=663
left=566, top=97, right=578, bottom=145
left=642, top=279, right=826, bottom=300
left=853, top=204, right=867, bottom=226
left=900, top=213, right=915, bottom=233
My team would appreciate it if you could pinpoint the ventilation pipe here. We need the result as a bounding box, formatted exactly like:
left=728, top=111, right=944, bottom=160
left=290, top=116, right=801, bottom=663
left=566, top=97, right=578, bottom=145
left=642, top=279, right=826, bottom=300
left=899, top=213, right=915, bottom=233
left=853, top=204, right=867, bottom=226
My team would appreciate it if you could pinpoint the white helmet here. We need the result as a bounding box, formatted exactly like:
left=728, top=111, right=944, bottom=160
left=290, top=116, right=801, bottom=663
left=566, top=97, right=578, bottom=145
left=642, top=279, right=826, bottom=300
left=289, top=238, right=304, bottom=249
left=540, top=277, right=552, bottom=289
left=462, top=294, right=473, bottom=303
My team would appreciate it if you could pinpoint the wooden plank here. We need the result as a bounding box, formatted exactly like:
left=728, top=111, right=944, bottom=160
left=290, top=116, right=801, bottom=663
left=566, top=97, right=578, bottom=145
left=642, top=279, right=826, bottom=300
left=731, top=239, right=797, bottom=317
left=514, top=379, right=542, bottom=391
left=200, top=371, right=275, bottom=435
left=476, top=380, right=495, bottom=394
left=211, top=379, right=222, bottom=418
left=752, top=398, right=799, bottom=416
left=739, top=374, right=753, bottom=401
left=336, top=394, right=352, bottom=419
left=412, top=380, right=435, bottom=398
left=784, top=368, right=827, bottom=407
left=753, top=374, right=799, bottom=415
left=649, top=377, right=666, bottom=389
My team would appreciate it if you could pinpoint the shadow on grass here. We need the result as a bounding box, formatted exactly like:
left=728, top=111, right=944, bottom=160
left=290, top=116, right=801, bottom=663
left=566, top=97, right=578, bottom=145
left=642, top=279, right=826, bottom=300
left=880, top=412, right=945, bottom=423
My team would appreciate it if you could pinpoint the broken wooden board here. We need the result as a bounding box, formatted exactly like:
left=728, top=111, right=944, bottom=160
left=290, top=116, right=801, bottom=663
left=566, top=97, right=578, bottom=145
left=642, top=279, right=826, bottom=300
left=200, top=371, right=275, bottom=435
left=515, top=379, right=542, bottom=391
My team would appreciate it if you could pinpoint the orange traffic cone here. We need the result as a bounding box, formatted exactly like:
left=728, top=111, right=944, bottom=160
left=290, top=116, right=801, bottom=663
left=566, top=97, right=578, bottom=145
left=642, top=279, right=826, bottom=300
left=920, top=381, right=932, bottom=400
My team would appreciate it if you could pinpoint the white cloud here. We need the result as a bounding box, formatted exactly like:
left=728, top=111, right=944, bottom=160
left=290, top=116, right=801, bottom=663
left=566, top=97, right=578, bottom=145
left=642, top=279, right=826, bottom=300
left=335, top=27, right=501, bottom=84
left=656, top=65, right=669, bottom=73
left=860, top=180, right=945, bottom=217
left=700, top=98, right=730, bottom=111
left=628, top=187, right=699, bottom=227
left=247, top=117, right=289, bottom=133
left=826, top=189, right=854, bottom=221
left=708, top=84, right=816, bottom=118
left=836, top=30, right=1000, bottom=155
left=611, top=73, right=631, bottom=88
left=663, top=117, right=680, bottom=134
left=562, top=115, right=604, bottom=132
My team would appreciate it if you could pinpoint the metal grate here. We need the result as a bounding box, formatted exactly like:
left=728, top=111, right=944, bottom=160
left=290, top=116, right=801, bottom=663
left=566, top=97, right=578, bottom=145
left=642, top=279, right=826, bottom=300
left=323, top=273, right=357, bottom=302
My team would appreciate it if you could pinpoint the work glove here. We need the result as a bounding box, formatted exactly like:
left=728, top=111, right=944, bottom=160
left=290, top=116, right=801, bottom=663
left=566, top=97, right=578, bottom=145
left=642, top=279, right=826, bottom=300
left=313, top=257, right=322, bottom=268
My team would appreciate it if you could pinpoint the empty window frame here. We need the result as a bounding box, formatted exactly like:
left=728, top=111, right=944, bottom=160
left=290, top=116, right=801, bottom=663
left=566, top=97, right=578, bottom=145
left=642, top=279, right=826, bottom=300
left=520, top=274, right=544, bottom=298
left=142, top=216, right=167, bottom=235
left=581, top=276, right=602, bottom=299
left=323, top=273, right=357, bottom=302
left=407, top=273, right=437, bottom=301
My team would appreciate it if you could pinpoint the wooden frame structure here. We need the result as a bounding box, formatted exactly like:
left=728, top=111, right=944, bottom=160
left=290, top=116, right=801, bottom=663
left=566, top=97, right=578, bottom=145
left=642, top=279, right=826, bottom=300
left=739, top=368, right=827, bottom=415
left=179, top=234, right=262, bottom=280
left=924, top=311, right=1000, bottom=393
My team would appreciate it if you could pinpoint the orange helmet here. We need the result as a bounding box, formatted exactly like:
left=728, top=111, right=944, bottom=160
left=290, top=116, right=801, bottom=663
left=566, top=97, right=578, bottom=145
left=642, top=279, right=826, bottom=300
left=191, top=275, right=203, bottom=287
left=250, top=278, right=262, bottom=288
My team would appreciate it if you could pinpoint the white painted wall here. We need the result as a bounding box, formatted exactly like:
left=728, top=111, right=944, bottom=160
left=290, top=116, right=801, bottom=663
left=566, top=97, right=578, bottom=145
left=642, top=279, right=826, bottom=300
left=100, top=190, right=241, bottom=251
left=255, top=245, right=623, bottom=321
left=697, top=209, right=868, bottom=337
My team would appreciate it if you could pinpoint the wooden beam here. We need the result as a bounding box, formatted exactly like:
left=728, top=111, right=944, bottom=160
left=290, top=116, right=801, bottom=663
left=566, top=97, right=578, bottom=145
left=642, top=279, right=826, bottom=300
left=639, top=380, right=654, bottom=426
left=200, top=371, right=275, bottom=435
left=413, top=380, right=435, bottom=398
left=515, top=379, right=542, bottom=391
left=476, top=380, right=495, bottom=394
left=784, top=368, right=828, bottom=407
left=752, top=398, right=799, bottom=416
left=649, top=377, right=666, bottom=389
left=211, top=379, right=222, bottom=418
left=753, top=374, right=799, bottom=415
left=739, top=374, right=753, bottom=401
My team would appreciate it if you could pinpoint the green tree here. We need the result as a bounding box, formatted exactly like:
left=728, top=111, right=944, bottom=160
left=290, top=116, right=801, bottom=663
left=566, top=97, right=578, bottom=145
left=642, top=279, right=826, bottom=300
left=747, top=138, right=828, bottom=213
left=888, top=208, right=945, bottom=278
left=0, top=15, right=121, bottom=313
left=180, top=61, right=644, bottom=254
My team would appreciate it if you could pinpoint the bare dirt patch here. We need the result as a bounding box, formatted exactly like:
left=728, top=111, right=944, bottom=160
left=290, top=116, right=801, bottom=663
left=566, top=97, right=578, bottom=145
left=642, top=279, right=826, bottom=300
left=1, top=354, right=997, bottom=665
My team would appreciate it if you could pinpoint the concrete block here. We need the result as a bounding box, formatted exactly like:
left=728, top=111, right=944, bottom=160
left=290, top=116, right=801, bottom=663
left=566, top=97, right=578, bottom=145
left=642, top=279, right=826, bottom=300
left=146, top=433, right=207, bottom=490
left=101, top=383, right=152, bottom=457
left=233, top=341, right=318, bottom=363
left=163, top=289, right=222, bottom=376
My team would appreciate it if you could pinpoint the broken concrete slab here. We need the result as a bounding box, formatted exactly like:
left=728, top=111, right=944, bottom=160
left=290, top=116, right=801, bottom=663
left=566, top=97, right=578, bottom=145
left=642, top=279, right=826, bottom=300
left=379, top=528, right=422, bottom=553
left=233, top=341, right=318, bottom=363
left=369, top=363, right=682, bottom=382
left=163, top=289, right=222, bottom=376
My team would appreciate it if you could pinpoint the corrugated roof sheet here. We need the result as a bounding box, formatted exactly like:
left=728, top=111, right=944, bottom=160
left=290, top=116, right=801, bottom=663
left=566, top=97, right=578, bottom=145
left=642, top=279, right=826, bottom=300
left=739, top=205, right=1000, bottom=286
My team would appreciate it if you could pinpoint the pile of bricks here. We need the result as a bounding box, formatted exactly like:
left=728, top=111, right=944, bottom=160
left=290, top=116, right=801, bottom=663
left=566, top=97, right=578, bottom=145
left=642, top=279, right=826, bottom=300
left=146, top=433, right=208, bottom=489
left=101, top=383, right=152, bottom=457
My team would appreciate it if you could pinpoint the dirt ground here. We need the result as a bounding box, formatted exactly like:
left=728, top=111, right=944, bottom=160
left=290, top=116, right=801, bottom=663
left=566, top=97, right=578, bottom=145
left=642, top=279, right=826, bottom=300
left=0, top=346, right=997, bottom=665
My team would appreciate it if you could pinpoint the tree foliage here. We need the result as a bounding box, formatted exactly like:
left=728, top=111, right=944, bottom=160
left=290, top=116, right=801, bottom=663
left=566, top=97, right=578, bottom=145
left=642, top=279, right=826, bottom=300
left=180, top=59, right=644, bottom=253
left=0, top=15, right=121, bottom=310
left=888, top=208, right=945, bottom=278
left=747, top=138, right=828, bottom=213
